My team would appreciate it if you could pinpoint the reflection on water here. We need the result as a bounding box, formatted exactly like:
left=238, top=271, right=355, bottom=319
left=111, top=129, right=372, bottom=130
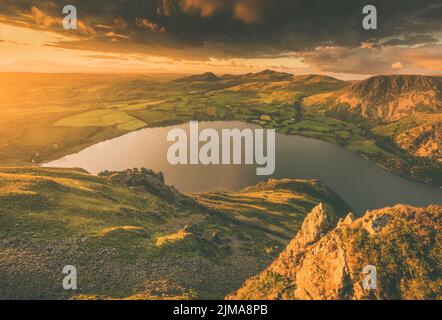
left=44, top=121, right=442, bottom=214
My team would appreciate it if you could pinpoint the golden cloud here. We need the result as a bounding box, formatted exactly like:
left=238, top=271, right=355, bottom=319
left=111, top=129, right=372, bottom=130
left=233, top=0, right=262, bottom=23
left=135, top=17, right=166, bottom=32
left=29, top=6, right=58, bottom=28
left=182, top=0, right=224, bottom=17
left=181, top=0, right=263, bottom=23
left=391, top=61, right=404, bottom=69
left=106, top=32, right=129, bottom=42
left=402, top=45, right=442, bottom=70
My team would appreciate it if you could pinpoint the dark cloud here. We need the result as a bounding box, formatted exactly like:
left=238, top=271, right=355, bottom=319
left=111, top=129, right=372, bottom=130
left=382, top=34, right=439, bottom=46
left=0, top=0, right=441, bottom=60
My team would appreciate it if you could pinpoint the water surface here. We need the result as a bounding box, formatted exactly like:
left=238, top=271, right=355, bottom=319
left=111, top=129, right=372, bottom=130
left=44, top=121, right=442, bottom=214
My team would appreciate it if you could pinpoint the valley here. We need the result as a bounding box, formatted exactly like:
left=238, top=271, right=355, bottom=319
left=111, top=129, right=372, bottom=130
left=1, top=71, right=441, bottom=185
left=0, top=71, right=441, bottom=300
left=0, top=0, right=440, bottom=303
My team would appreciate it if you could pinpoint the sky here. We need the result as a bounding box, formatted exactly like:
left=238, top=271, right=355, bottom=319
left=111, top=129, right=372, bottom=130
left=0, top=0, right=441, bottom=79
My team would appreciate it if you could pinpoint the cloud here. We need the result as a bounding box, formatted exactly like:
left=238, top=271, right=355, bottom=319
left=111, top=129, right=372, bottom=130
left=298, top=44, right=442, bottom=75
left=401, top=44, right=442, bottom=70
left=106, top=32, right=129, bottom=42
left=28, top=5, right=58, bottom=28
left=232, top=0, right=262, bottom=23
left=391, top=61, right=404, bottom=69
left=0, top=0, right=440, bottom=75
left=181, top=0, right=263, bottom=23
left=135, top=17, right=165, bottom=32
left=383, top=34, right=439, bottom=46
left=182, top=0, right=225, bottom=17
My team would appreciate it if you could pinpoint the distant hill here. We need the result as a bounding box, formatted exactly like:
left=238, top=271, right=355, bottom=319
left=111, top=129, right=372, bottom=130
left=174, top=72, right=220, bottom=82
left=172, top=70, right=346, bottom=105
left=221, top=70, right=294, bottom=82
left=227, top=203, right=442, bottom=300
left=175, top=70, right=294, bottom=83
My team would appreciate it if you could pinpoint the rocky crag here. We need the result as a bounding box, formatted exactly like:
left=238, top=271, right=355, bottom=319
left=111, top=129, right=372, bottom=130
left=227, top=203, right=441, bottom=300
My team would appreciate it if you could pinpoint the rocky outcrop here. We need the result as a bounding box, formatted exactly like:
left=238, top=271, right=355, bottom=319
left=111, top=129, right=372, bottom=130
left=227, top=204, right=442, bottom=300
left=99, top=168, right=196, bottom=206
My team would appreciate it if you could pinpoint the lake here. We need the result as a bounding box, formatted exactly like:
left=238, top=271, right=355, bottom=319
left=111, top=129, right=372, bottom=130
left=44, top=121, right=442, bottom=214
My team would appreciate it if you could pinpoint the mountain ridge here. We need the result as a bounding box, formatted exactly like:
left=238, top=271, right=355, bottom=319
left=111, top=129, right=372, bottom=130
left=227, top=203, right=442, bottom=300
left=306, top=74, right=442, bottom=121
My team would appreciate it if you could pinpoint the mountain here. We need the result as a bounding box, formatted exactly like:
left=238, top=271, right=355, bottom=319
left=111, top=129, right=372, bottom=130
left=175, top=72, right=220, bottom=82
left=305, top=75, right=442, bottom=163
left=221, top=70, right=294, bottom=82
left=176, top=70, right=294, bottom=84
left=227, top=203, right=441, bottom=300
left=306, top=75, right=442, bottom=121
left=0, top=167, right=349, bottom=299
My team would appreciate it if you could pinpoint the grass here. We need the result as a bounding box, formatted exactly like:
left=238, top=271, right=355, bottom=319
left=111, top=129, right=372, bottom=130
left=348, top=206, right=442, bottom=299
left=0, top=167, right=351, bottom=299
left=54, top=109, right=146, bottom=130
left=156, top=228, right=192, bottom=247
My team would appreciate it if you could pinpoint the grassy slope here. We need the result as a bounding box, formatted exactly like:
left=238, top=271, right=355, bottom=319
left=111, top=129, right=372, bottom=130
left=0, top=167, right=350, bottom=299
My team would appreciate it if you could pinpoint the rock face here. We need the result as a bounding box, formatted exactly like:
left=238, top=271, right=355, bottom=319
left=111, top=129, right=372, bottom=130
left=227, top=204, right=442, bottom=300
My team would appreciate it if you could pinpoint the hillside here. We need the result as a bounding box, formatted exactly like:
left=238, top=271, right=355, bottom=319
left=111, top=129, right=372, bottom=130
left=306, top=75, right=442, bottom=121
left=305, top=75, right=442, bottom=165
left=0, top=167, right=350, bottom=299
left=227, top=203, right=442, bottom=300
left=393, top=117, right=442, bottom=161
